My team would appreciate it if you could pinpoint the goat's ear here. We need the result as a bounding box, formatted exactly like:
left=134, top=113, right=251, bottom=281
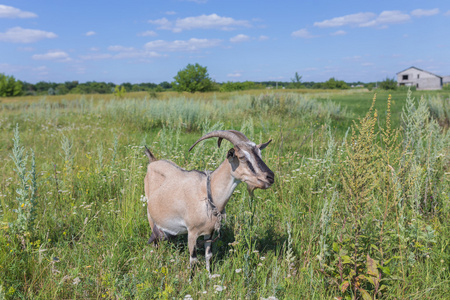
left=257, top=139, right=272, bottom=150
left=227, top=148, right=236, bottom=158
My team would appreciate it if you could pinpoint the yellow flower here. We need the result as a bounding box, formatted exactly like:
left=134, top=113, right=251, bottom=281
left=21, top=203, right=25, bottom=208
left=63, top=231, right=66, bottom=236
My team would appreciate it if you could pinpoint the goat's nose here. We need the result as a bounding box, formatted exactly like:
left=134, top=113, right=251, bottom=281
left=266, top=171, right=275, bottom=184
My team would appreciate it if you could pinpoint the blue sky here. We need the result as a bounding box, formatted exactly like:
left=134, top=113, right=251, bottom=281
left=1, top=0, right=449, bottom=84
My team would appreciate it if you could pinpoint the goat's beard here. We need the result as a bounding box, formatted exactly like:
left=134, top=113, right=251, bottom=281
left=246, top=184, right=256, bottom=197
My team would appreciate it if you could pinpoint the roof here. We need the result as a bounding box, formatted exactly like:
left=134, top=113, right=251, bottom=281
left=396, top=66, right=443, bottom=78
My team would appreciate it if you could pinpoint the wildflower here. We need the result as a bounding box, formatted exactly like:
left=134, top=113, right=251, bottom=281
left=260, top=256, right=266, bottom=261
left=21, top=203, right=25, bottom=208
left=214, top=285, right=226, bottom=292
left=235, top=268, right=242, bottom=273
left=210, top=274, right=220, bottom=279
left=184, top=295, right=193, bottom=299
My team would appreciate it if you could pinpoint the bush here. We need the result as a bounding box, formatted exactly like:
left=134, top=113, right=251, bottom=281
left=172, top=63, right=214, bottom=93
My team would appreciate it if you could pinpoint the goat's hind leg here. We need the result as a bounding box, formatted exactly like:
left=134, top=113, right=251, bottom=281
left=204, top=233, right=213, bottom=274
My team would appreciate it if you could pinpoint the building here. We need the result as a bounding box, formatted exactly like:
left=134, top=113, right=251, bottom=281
left=397, top=66, right=443, bottom=90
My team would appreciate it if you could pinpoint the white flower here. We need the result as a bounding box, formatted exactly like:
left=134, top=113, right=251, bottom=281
left=235, top=268, right=242, bottom=273
left=214, top=285, right=226, bottom=292
left=184, top=295, right=193, bottom=299
left=210, top=273, right=220, bottom=279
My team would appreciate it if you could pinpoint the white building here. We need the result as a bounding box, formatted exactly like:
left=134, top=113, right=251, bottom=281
left=397, top=66, right=443, bottom=90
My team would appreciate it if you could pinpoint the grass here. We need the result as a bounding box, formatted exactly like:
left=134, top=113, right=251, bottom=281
left=0, top=89, right=449, bottom=299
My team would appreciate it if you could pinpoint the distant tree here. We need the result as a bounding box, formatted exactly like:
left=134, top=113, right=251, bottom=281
left=172, top=63, right=213, bottom=93
left=48, top=87, right=55, bottom=95
left=159, top=81, right=172, bottom=89
left=323, top=78, right=349, bottom=89
left=379, top=77, right=397, bottom=90
left=0, top=74, right=22, bottom=97
left=55, top=84, right=69, bottom=95
left=290, top=72, right=303, bottom=89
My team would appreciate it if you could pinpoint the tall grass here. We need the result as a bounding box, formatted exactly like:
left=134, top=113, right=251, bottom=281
left=0, top=91, right=449, bottom=299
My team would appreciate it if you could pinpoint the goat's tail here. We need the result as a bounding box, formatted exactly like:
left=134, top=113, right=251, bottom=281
left=144, top=145, right=157, bottom=163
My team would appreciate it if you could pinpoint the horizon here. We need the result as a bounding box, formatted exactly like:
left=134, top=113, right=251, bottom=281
left=1, top=0, right=449, bottom=84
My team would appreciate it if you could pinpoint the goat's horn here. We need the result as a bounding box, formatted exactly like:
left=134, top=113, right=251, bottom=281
left=189, top=130, right=250, bottom=152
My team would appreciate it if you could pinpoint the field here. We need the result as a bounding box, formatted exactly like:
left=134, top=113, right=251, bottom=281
left=1, top=89, right=450, bottom=299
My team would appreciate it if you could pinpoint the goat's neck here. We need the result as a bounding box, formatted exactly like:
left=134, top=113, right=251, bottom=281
left=209, top=159, right=240, bottom=212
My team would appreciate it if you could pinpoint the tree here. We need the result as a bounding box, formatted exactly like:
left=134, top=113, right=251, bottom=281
left=0, top=74, right=23, bottom=97
left=172, top=63, right=213, bottom=93
left=379, top=77, right=397, bottom=90
left=291, top=72, right=303, bottom=89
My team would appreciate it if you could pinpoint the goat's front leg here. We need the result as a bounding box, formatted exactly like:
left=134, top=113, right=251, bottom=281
left=188, top=231, right=199, bottom=268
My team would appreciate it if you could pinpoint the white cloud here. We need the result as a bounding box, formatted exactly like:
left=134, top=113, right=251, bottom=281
left=314, top=11, right=410, bottom=29
left=144, top=38, right=222, bottom=52
left=360, top=11, right=410, bottom=27
left=258, top=35, right=269, bottom=41
left=230, top=34, right=250, bottom=43
left=32, top=50, right=71, bottom=62
left=138, top=30, right=158, bottom=37
left=0, top=27, right=57, bottom=43
left=291, top=28, right=316, bottom=38
left=227, top=72, right=242, bottom=78
left=165, top=11, right=176, bottom=15
left=149, top=14, right=251, bottom=32
left=85, top=31, right=96, bottom=36
left=331, top=30, right=346, bottom=36
left=79, top=53, right=113, bottom=60
left=108, top=45, right=135, bottom=52
left=445, top=10, right=450, bottom=16
left=314, top=12, right=376, bottom=27
left=0, top=5, right=37, bottom=18
left=411, top=8, right=440, bottom=17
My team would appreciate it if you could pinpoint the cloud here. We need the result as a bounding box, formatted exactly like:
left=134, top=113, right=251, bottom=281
left=0, top=5, right=37, bottom=18
left=330, top=30, right=347, bottom=36
left=227, top=72, right=242, bottom=78
left=445, top=10, right=450, bottom=16
left=230, top=34, right=250, bottom=43
left=149, top=14, right=251, bottom=32
left=0, top=27, right=57, bottom=43
left=80, top=47, right=161, bottom=60
left=144, top=38, right=222, bottom=52
left=108, top=45, right=135, bottom=52
left=79, top=53, right=113, bottom=60
left=291, top=28, right=317, bottom=38
left=314, top=12, right=376, bottom=27
left=137, top=30, right=158, bottom=37
left=258, top=35, right=269, bottom=41
left=165, top=11, right=176, bottom=15
left=85, top=31, right=96, bottom=36
left=360, top=11, right=411, bottom=27
left=314, top=11, right=410, bottom=28
left=32, top=50, right=71, bottom=62
left=411, top=8, right=440, bottom=17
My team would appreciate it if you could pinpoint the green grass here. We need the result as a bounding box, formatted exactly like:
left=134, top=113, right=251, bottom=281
left=0, top=89, right=449, bottom=299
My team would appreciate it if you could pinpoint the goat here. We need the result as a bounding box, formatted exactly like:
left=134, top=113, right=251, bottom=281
left=144, top=130, right=275, bottom=272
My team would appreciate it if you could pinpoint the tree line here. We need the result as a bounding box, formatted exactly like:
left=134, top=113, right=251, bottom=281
left=1, top=64, right=397, bottom=97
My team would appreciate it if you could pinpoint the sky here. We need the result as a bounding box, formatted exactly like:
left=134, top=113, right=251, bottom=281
left=1, top=0, right=450, bottom=84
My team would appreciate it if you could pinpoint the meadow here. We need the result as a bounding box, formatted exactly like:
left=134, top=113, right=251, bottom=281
left=0, top=89, right=449, bottom=299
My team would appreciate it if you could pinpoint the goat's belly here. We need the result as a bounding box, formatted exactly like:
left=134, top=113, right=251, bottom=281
left=158, top=219, right=188, bottom=236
